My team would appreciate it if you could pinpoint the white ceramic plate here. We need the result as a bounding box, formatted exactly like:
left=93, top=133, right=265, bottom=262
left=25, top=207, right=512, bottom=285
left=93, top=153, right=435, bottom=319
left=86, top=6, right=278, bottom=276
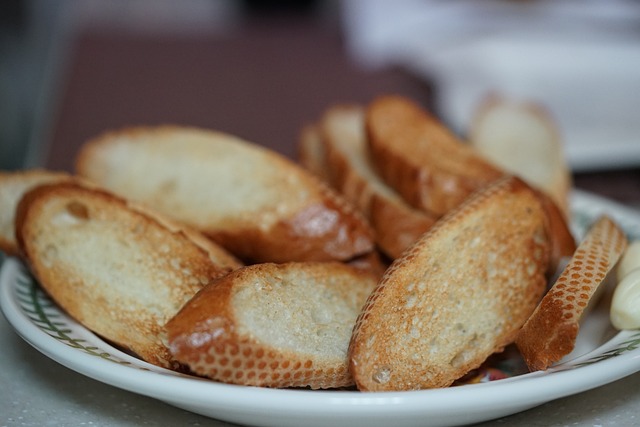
left=2, top=190, right=640, bottom=427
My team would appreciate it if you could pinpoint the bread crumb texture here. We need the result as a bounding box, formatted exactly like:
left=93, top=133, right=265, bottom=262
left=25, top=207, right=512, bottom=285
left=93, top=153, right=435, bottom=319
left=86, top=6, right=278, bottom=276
left=75, top=126, right=374, bottom=263
left=17, top=183, right=230, bottom=369
left=166, top=262, right=376, bottom=389
left=349, top=176, right=550, bottom=391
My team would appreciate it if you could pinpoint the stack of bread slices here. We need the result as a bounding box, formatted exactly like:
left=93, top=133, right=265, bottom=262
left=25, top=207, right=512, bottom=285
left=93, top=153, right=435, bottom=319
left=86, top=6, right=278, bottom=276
left=1, top=94, right=628, bottom=391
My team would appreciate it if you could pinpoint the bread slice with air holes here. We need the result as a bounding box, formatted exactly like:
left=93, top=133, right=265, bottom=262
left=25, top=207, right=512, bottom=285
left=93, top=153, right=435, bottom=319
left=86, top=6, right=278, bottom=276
left=166, top=261, right=378, bottom=389
left=318, top=104, right=438, bottom=259
left=365, top=95, right=504, bottom=217
left=15, top=181, right=242, bottom=370
left=516, top=215, right=627, bottom=371
left=75, top=125, right=374, bottom=263
left=0, top=169, right=72, bottom=256
left=349, top=176, right=551, bottom=391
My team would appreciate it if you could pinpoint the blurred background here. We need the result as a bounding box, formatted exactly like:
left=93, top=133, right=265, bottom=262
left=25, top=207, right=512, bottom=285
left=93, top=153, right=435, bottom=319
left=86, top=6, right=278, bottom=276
left=1, top=0, right=639, bottom=204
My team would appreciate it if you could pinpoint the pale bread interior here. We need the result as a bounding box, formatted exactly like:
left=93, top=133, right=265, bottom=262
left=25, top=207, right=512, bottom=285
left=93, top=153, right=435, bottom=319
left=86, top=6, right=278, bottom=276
left=469, top=96, right=572, bottom=217
left=78, top=127, right=314, bottom=230
left=167, top=262, right=377, bottom=388
left=231, top=264, right=374, bottom=359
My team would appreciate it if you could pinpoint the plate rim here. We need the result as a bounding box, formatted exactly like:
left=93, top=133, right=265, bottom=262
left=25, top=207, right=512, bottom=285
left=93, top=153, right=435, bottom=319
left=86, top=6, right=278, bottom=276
left=2, top=189, right=640, bottom=426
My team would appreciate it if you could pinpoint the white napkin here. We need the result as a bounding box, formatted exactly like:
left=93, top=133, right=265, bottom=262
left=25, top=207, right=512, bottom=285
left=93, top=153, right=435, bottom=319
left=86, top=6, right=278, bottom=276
left=341, top=0, right=640, bottom=171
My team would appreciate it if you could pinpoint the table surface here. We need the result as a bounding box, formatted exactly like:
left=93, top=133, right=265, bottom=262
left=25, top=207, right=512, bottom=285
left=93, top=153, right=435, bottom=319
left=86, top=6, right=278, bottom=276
left=2, top=13, right=640, bottom=427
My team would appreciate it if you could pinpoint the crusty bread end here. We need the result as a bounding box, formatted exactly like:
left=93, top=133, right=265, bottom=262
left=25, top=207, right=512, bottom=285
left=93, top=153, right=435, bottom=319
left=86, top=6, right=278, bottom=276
left=516, top=216, right=627, bottom=371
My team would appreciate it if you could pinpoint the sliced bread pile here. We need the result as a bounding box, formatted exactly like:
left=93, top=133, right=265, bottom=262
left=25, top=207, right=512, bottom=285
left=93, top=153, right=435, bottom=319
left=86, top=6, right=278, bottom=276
left=4, top=93, right=621, bottom=393
left=299, top=95, right=575, bottom=266
left=2, top=125, right=384, bottom=388
left=300, top=105, right=437, bottom=260
left=75, top=126, right=374, bottom=264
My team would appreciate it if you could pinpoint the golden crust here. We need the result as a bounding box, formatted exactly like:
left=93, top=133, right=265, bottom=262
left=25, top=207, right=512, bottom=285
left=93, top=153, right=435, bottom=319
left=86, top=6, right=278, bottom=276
left=15, top=182, right=239, bottom=369
left=75, top=125, right=375, bottom=263
left=365, top=95, right=504, bottom=216
left=368, top=193, right=435, bottom=259
left=318, top=104, right=437, bottom=259
left=516, top=216, right=627, bottom=371
left=349, top=176, right=551, bottom=391
left=166, top=262, right=377, bottom=389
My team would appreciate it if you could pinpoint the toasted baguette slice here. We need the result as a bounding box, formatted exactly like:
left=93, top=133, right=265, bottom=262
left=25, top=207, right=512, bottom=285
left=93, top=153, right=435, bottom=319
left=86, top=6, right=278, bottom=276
left=467, top=97, right=577, bottom=273
left=349, top=176, right=551, bottom=391
left=15, top=182, right=240, bottom=369
left=166, top=262, right=378, bottom=389
left=320, top=105, right=437, bottom=259
left=75, top=126, right=374, bottom=263
left=366, top=95, right=504, bottom=216
left=0, top=169, right=72, bottom=256
left=516, top=216, right=627, bottom=371
left=297, top=124, right=332, bottom=183
left=469, top=95, right=573, bottom=218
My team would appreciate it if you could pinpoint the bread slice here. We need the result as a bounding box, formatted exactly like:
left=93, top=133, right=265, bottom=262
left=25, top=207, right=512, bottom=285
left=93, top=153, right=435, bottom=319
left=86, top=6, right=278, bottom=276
left=15, top=182, right=240, bottom=369
left=0, top=169, right=72, bottom=256
left=365, top=95, right=504, bottom=216
left=467, top=95, right=576, bottom=273
left=516, top=216, right=627, bottom=371
left=166, top=261, right=378, bottom=389
left=75, top=126, right=374, bottom=263
left=349, top=176, right=551, bottom=391
left=469, top=95, right=573, bottom=218
left=535, top=188, right=577, bottom=276
left=319, top=105, right=437, bottom=259
left=297, top=124, right=332, bottom=183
